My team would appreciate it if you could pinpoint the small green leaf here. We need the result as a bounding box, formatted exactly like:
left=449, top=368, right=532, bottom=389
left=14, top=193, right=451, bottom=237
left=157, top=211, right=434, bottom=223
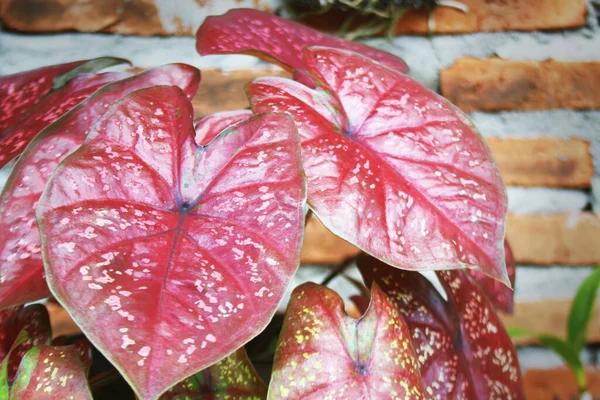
left=161, top=348, right=266, bottom=399
left=52, top=57, right=131, bottom=89
left=567, top=267, right=600, bottom=354
left=538, top=334, right=586, bottom=392
left=0, top=330, right=29, bottom=398
left=9, top=345, right=92, bottom=400
left=506, top=327, right=531, bottom=340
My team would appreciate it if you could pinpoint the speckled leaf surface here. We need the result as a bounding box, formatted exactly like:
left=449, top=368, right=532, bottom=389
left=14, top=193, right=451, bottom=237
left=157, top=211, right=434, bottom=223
left=0, top=60, right=86, bottom=134
left=358, top=254, right=525, bottom=399
left=196, top=9, right=408, bottom=87
left=467, top=240, right=516, bottom=314
left=268, top=282, right=424, bottom=399
left=9, top=345, right=92, bottom=399
left=162, top=348, right=266, bottom=399
left=51, top=336, right=93, bottom=373
left=194, top=110, right=253, bottom=146
left=0, top=64, right=200, bottom=309
left=0, top=305, right=51, bottom=380
left=249, top=47, right=509, bottom=283
left=37, top=86, right=306, bottom=399
left=0, top=70, right=132, bottom=169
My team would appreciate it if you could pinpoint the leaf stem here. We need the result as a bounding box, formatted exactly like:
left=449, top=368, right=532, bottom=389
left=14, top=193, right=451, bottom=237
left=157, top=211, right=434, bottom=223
left=321, top=254, right=361, bottom=286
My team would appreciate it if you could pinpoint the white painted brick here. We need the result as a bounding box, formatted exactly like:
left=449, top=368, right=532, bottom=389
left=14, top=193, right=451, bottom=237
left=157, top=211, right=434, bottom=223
left=515, top=266, right=597, bottom=302
left=518, top=347, right=596, bottom=372
left=507, top=187, right=589, bottom=214
left=0, top=32, right=267, bottom=75
left=594, top=177, right=600, bottom=215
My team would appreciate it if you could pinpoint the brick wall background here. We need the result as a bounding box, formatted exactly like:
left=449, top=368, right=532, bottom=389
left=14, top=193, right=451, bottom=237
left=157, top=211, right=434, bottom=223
left=1, top=0, right=599, bottom=397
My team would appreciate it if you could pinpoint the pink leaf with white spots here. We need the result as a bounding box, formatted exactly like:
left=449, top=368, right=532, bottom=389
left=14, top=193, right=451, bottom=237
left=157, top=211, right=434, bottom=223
left=194, top=109, right=253, bottom=146
left=357, top=254, right=525, bottom=399
left=37, top=86, right=306, bottom=399
left=0, top=64, right=200, bottom=310
left=269, top=282, right=424, bottom=399
left=51, top=336, right=94, bottom=373
left=248, top=47, right=509, bottom=283
left=0, top=72, right=128, bottom=170
left=161, top=347, right=266, bottom=399
left=0, top=60, right=86, bottom=134
left=0, top=305, right=51, bottom=380
left=196, top=8, right=408, bottom=87
left=468, top=240, right=516, bottom=314
left=9, top=345, right=92, bottom=399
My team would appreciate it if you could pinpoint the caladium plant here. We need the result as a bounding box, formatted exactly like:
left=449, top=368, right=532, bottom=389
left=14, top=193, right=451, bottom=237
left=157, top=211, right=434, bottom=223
left=357, top=253, right=525, bottom=399
left=247, top=47, right=509, bottom=284
left=0, top=57, right=131, bottom=169
left=269, top=282, right=424, bottom=399
left=196, top=8, right=408, bottom=86
left=0, top=63, right=200, bottom=309
left=0, top=304, right=93, bottom=399
left=0, top=7, right=523, bottom=399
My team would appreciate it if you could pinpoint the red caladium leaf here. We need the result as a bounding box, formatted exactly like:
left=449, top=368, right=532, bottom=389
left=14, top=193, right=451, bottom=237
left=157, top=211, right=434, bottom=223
left=0, top=60, right=86, bottom=133
left=0, top=69, right=133, bottom=169
left=357, top=254, right=525, bottom=399
left=0, top=64, right=200, bottom=309
left=248, top=46, right=509, bottom=284
left=161, top=347, right=266, bottom=399
left=9, top=345, right=92, bottom=399
left=269, top=282, right=424, bottom=399
left=196, top=8, right=408, bottom=87
left=51, top=336, right=94, bottom=373
left=468, top=240, right=516, bottom=314
left=0, top=305, right=51, bottom=380
left=194, top=109, right=253, bottom=146
left=37, top=86, right=306, bottom=399
left=0, top=57, right=130, bottom=136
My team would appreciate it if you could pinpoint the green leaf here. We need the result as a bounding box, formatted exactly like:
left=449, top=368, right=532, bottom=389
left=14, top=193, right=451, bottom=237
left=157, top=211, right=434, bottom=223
left=506, top=327, right=531, bottom=340
left=9, top=345, right=92, bottom=399
left=0, top=330, right=29, bottom=398
left=567, top=267, right=600, bottom=354
left=52, top=57, right=131, bottom=89
left=538, top=334, right=587, bottom=392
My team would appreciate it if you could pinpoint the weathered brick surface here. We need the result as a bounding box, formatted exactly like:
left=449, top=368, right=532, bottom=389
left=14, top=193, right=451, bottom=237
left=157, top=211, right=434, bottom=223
left=507, top=213, right=600, bottom=266
left=487, top=137, right=593, bottom=188
left=499, top=300, right=600, bottom=346
left=301, top=213, right=600, bottom=266
left=0, top=0, right=124, bottom=32
left=1, top=0, right=588, bottom=36
left=192, top=69, right=289, bottom=118
left=300, top=217, right=360, bottom=265
left=392, top=0, right=587, bottom=34
left=524, top=368, right=600, bottom=399
left=441, top=58, right=600, bottom=112
left=0, top=0, right=274, bottom=36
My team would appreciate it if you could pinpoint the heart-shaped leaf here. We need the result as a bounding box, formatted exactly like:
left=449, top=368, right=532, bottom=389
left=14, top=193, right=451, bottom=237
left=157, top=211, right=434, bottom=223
left=268, top=282, right=424, bottom=399
left=0, top=64, right=200, bottom=309
left=248, top=46, right=509, bottom=283
left=0, top=305, right=51, bottom=380
left=9, top=345, right=92, bottom=399
left=358, top=254, right=525, bottom=399
left=467, top=240, right=516, bottom=314
left=0, top=68, right=133, bottom=169
left=196, top=9, right=408, bottom=87
left=51, top=57, right=130, bottom=90
left=194, top=110, right=253, bottom=146
left=0, top=60, right=87, bottom=133
left=37, top=86, right=306, bottom=399
left=161, top=347, right=266, bottom=399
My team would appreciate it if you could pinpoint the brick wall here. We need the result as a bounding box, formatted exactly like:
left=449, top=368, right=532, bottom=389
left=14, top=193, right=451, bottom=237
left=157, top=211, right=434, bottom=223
left=1, top=0, right=599, bottom=395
